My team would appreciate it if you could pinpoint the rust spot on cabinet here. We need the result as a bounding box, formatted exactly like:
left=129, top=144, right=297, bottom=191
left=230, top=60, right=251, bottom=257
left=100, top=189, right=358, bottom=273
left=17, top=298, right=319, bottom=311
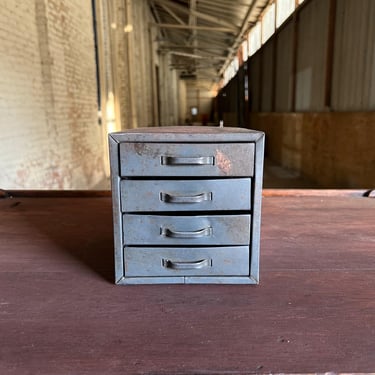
left=215, top=150, right=232, bottom=174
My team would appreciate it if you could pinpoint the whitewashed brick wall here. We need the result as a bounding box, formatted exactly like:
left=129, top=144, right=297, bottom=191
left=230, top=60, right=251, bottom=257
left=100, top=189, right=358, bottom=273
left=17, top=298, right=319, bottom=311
left=0, top=0, right=106, bottom=189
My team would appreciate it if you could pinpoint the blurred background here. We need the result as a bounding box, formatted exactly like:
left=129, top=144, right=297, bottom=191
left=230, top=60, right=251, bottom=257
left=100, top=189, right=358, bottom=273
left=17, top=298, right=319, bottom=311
left=0, top=0, right=374, bottom=190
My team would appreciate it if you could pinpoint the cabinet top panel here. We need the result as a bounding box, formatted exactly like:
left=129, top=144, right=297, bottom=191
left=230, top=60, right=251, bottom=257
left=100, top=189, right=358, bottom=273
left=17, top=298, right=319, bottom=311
left=109, top=126, right=264, bottom=143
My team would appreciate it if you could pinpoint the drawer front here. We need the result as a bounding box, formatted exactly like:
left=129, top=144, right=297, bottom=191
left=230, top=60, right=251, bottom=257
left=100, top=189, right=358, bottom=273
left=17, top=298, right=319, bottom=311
left=119, top=143, right=254, bottom=177
left=120, top=178, right=251, bottom=212
left=124, top=246, right=249, bottom=277
left=123, top=214, right=250, bottom=245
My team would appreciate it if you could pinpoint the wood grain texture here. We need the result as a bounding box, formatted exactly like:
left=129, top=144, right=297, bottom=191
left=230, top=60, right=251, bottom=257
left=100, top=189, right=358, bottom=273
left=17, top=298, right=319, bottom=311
left=249, top=112, right=375, bottom=188
left=0, top=193, right=374, bottom=374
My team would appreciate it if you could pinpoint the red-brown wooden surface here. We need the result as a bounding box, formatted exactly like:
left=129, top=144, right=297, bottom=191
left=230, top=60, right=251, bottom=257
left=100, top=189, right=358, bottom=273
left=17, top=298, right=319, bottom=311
left=0, top=191, right=374, bottom=374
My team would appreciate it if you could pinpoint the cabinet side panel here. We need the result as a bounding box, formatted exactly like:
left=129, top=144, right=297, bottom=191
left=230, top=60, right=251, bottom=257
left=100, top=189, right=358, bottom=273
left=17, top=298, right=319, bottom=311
left=109, top=135, right=124, bottom=283
left=250, top=134, right=265, bottom=283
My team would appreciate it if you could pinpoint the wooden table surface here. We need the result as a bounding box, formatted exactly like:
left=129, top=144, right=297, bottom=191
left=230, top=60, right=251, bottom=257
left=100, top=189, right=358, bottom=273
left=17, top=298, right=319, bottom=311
left=0, top=190, right=374, bottom=374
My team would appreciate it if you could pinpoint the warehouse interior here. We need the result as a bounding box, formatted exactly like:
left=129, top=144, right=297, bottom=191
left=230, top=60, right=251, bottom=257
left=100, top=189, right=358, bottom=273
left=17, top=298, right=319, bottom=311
left=0, top=0, right=374, bottom=190
left=1, top=2, right=375, bottom=374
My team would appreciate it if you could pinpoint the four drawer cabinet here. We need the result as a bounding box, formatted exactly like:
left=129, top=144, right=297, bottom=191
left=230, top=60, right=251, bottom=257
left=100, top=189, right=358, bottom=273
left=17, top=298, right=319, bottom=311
left=109, top=126, right=264, bottom=284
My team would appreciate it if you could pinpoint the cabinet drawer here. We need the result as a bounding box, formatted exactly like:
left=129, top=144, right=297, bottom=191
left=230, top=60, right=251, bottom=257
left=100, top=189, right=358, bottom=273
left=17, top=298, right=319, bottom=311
left=119, top=143, right=254, bottom=177
left=123, top=214, right=250, bottom=245
left=120, top=178, right=251, bottom=212
left=124, top=246, right=249, bottom=277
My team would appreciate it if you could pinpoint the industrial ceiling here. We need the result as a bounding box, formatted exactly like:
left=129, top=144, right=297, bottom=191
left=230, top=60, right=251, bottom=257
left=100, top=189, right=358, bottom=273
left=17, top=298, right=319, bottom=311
left=149, top=0, right=269, bottom=88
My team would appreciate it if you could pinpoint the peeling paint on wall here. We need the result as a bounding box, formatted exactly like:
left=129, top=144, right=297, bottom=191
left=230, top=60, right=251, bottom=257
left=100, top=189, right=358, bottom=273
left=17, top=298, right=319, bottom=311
left=0, top=0, right=106, bottom=189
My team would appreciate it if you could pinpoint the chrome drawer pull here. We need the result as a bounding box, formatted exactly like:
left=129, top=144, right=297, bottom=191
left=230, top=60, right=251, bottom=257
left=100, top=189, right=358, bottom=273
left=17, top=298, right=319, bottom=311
left=161, top=226, right=212, bottom=239
left=162, top=258, right=212, bottom=270
left=161, top=156, right=214, bottom=166
left=160, top=192, right=212, bottom=204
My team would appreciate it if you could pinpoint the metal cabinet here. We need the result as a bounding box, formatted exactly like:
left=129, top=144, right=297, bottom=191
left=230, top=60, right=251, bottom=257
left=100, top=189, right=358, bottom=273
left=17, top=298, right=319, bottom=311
left=109, top=126, right=264, bottom=284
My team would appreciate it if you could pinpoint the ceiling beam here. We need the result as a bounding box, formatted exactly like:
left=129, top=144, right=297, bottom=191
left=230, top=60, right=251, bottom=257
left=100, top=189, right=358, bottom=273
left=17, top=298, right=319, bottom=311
left=219, top=0, right=263, bottom=76
left=189, top=0, right=197, bottom=27
left=158, top=44, right=227, bottom=51
left=187, top=0, right=198, bottom=48
left=200, top=0, right=250, bottom=6
left=152, top=0, right=239, bottom=32
left=170, top=66, right=221, bottom=71
left=161, top=47, right=226, bottom=57
left=197, top=1, right=246, bottom=18
left=149, top=1, right=166, bottom=38
left=150, top=23, right=236, bottom=33
left=169, top=51, right=226, bottom=60
left=159, top=4, right=185, bottom=25
left=195, top=33, right=234, bottom=47
left=170, top=51, right=202, bottom=59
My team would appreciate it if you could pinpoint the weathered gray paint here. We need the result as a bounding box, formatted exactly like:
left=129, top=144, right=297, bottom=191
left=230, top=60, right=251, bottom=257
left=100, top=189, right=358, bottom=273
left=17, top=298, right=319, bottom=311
left=121, top=178, right=251, bottom=212
left=123, top=214, right=251, bottom=246
left=109, top=126, right=264, bottom=284
left=108, top=135, right=124, bottom=282
left=124, top=246, right=249, bottom=277
left=119, top=142, right=255, bottom=177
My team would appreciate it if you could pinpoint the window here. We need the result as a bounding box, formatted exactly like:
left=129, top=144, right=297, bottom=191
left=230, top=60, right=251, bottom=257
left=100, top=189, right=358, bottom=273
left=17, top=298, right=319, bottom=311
left=248, top=22, right=261, bottom=56
left=262, top=3, right=275, bottom=43
left=242, top=40, right=248, bottom=63
left=276, top=0, right=295, bottom=28
left=232, top=56, right=239, bottom=73
left=221, top=0, right=304, bottom=90
left=223, top=65, right=234, bottom=86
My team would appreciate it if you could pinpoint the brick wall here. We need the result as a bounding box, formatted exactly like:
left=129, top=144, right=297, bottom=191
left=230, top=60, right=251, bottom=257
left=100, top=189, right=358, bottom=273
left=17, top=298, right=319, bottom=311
left=112, top=0, right=157, bottom=129
left=101, top=0, right=181, bottom=130
left=0, top=0, right=106, bottom=189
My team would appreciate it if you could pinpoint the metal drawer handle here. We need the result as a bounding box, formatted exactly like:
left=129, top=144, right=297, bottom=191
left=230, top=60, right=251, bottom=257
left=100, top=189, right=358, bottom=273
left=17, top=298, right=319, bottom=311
left=162, top=258, right=212, bottom=270
left=161, top=156, right=214, bottom=166
left=161, top=226, right=212, bottom=239
left=160, top=192, right=212, bottom=204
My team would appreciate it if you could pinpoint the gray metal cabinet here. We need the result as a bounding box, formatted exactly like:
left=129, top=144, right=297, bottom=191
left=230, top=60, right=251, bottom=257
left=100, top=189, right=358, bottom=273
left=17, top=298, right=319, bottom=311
left=109, top=126, right=264, bottom=284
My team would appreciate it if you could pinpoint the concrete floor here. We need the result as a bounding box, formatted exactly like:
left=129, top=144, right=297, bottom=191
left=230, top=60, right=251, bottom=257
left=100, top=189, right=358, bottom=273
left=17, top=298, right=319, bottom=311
left=94, top=158, right=317, bottom=190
